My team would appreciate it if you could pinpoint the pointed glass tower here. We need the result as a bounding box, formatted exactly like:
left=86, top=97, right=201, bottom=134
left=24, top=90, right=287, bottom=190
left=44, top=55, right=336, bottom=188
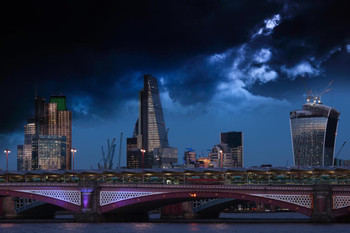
left=127, top=74, right=169, bottom=168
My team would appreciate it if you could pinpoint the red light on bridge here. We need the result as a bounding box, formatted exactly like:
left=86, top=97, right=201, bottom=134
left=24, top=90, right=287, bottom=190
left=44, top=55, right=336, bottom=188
left=189, top=193, right=197, bottom=197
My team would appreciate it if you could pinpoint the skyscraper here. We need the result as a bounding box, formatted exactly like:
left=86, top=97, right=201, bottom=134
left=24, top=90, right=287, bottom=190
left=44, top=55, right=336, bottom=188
left=220, top=131, right=243, bottom=167
left=49, top=96, right=72, bottom=169
left=290, top=97, right=340, bottom=166
left=127, top=74, right=176, bottom=168
left=17, top=120, right=36, bottom=170
left=17, top=94, right=72, bottom=170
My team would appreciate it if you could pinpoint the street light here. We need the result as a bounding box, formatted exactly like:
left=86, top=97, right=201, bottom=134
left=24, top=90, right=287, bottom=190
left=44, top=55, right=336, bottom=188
left=71, top=148, right=77, bottom=175
left=140, top=149, right=146, bottom=170
left=219, top=150, right=223, bottom=170
left=4, top=149, right=10, bottom=172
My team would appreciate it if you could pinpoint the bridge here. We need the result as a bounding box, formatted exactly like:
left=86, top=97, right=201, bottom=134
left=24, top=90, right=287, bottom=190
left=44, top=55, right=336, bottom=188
left=1, top=167, right=350, bottom=222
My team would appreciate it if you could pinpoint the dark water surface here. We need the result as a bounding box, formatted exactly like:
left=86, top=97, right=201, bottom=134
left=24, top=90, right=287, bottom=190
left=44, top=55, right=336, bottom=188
left=0, top=222, right=349, bottom=233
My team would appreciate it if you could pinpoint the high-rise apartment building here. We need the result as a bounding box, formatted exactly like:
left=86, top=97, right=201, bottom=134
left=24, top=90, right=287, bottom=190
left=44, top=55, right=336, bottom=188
left=290, top=97, right=340, bottom=166
left=17, top=94, right=72, bottom=170
left=127, top=75, right=177, bottom=168
left=220, top=131, right=243, bottom=167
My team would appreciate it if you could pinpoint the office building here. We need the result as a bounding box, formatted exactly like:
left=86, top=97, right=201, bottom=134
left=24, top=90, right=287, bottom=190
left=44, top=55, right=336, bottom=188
left=126, top=138, right=142, bottom=169
left=184, top=150, right=196, bottom=167
left=290, top=97, right=340, bottom=166
left=153, top=147, right=178, bottom=169
left=127, top=75, right=175, bottom=168
left=31, top=135, right=67, bottom=170
left=49, top=96, right=72, bottom=169
left=221, top=131, right=243, bottom=167
left=17, top=94, right=72, bottom=170
left=209, top=143, right=233, bottom=168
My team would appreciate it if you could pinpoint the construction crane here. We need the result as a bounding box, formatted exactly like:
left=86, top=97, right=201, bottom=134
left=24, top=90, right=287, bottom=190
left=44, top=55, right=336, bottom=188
left=315, top=80, right=334, bottom=104
left=301, top=76, right=334, bottom=104
left=335, top=141, right=347, bottom=158
left=98, top=138, right=116, bottom=169
left=118, top=132, right=123, bottom=169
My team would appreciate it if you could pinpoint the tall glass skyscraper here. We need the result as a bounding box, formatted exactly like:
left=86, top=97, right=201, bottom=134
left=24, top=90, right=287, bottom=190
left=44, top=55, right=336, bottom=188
left=127, top=74, right=174, bottom=168
left=290, top=98, right=340, bottom=166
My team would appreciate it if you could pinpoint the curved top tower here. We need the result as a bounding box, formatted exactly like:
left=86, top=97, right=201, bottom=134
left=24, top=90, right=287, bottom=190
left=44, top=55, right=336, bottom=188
left=290, top=97, right=340, bottom=167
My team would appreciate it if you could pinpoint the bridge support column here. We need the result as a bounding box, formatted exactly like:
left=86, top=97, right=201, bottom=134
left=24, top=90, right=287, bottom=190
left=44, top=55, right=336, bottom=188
left=74, top=180, right=103, bottom=222
left=311, top=184, right=334, bottom=223
left=2, top=197, right=17, bottom=219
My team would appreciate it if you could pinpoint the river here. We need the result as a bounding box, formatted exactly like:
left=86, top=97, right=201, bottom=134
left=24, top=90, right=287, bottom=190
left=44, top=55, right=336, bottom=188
left=0, top=222, right=349, bottom=233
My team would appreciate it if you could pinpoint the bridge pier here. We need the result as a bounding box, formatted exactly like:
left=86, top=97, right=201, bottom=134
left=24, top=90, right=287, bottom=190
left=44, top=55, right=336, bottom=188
left=311, top=184, right=335, bottom=223
left=74, top=180, right=104, bottom=222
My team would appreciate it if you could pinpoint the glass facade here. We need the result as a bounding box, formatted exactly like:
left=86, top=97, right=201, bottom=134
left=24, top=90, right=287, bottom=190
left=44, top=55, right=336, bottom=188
left=290, top=102, right=340, bottom=166
left=18, top=122, right=36, bottom=171
left=141, top=75, right=169, bottom=152
left=128, top=75, right=170, bottom=168
left=32, top=135, right=67, bottom=170
left=57, top=110, right=72, bottom=169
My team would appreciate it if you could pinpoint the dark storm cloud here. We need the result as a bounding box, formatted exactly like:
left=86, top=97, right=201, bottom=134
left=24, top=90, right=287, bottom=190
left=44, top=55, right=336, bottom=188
left=1, top=0, right=349, bottom=134
left=0, top=0, right=284, bottom=133
left=270, top=0, right=350, bottom=67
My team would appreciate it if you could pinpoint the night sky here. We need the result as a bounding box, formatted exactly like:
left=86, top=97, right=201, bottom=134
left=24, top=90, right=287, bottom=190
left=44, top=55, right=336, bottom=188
left=1, top=0, right=350, bottom=170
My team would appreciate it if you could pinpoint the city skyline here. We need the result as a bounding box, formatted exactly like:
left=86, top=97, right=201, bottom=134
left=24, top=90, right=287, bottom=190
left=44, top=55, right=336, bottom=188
left=1, top=1, right=350, bottom=170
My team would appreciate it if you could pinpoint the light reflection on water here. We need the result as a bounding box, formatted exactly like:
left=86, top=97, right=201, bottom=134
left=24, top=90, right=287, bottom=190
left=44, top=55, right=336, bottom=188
left=0, top=223, right=349, bottom=233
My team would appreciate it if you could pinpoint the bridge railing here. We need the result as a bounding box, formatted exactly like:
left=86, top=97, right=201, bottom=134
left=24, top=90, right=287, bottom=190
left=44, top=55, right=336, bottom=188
left=0, top=168, right=350, bottom=185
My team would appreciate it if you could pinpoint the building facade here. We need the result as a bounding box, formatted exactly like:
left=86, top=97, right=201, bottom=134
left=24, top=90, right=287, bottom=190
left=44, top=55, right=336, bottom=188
left=184, top=150, right=196, bottom=167
left=221, top=131, right=243, bottom=167
left=31, top=135, right=67, bottom=170
left=209, top=143, right=233, bottom=168
left=126, top=138, right=142, bottom=169
left=290, top=98, right=340, bottom=166
left=153, top=147, right=178, bottom=169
